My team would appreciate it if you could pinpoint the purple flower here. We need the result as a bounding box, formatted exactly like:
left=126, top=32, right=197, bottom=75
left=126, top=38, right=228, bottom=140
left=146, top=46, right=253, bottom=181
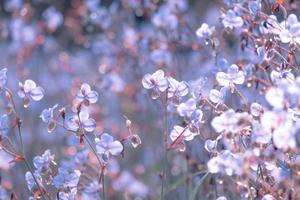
left=66, top=110, right=96, bottom=132
left=33, top=149, right=55, bottom=172
left=40, top=104, right=58, bottom=133
left=76, top=83, right=99, bottom=105
left=18, top=79, right=44, bottom=107
left=95, top=133, right=123, bottom=161
left=142, top=70, right=168, bottom=99
left=196, top=23, right=215, bottom=38
left=53, top=167, right=81, bottom=189
left=222, top=10, right=244, bottom=29
left=216, top=64, right=245, bottom=87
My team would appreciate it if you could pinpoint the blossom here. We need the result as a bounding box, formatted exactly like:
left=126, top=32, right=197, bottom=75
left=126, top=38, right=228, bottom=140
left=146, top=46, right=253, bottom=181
left=76, top=83, right=98, bottom=105
left=209, top=87, right=227, bottom=104
left=265, top=87, right=285, bottom=109
left=278, top=14, right=300, bottom=44
left=170, top=125, right=198, bottom=142
left=18, top=79, right=44, bottom=107
left=207, top=150, right=243, bottom=176
left=33, top=149, right=55, bottom=172
left=40, top=104, right=58, bottom=133
left=250, top=102, right=263, bottom=117
left=142, top=70, right=168, bottom=99
left=0, top=68, right=7, bottom=88
left=222, top=10, right=244, bottom=29
left=211, top=109, right=251, bottom=133
left=25, top=171, right=43, bottom=192
left=53, top=168, right=81, bottom=189
left=196, top=23, right=215, bottom=38
left=216, top=64, right=244, bottom=87
left=95, top=133, right=123, bottom=161
left=58, top=188, right=77, bottom=200
left=66, top=110, right=96, bottom=132
left=167, top=77, right=189, bottom=100
left=0, top=114, right=9, bottom=136
left=177, top=98, right=196, bottom=118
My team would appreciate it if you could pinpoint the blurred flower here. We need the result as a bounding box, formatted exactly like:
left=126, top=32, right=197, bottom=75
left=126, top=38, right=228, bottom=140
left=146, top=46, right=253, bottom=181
left=167, top=77, right=189, bottom=102
left=0, top=114, right=9, bottom=136
left=196, top=23, right=215, bottom=38
left=53, top=168, right=81, bottom=189
left=0, top=68, right=7, bottom=88
left=278, top=14, right=300, bottom=44
left=40, top=104, right=58, bottom=133
left=18, top=79, right=44, bottom=107
left=250, top=102, right=263, bottom=117
left=112, top=171, right=148, bottom=197
left=170, top=125, right=198, bottom=142
left=25, top=171, right=44, bottom=192
left=265, top=87, right=285, bottom=109
left=216, top=64, right=245, bottom=87
left=33, top=149, right=55, bottom=172
left=207, top=150, right=243, bottom=176
left=211, top=109, right=251, bottom=133
left=43, top=7, right=63, bottom=32
left=177, top=98, right=196, bottom=118
left=209, top=87, right=227, bottom=104
left=222, top=10, right=244, bottom=29
left=58, top=188, right=77, bottom=200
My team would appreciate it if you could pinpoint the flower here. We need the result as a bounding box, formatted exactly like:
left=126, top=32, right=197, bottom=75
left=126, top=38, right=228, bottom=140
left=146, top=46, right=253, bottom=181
left=53, top=168, right=81, bottom=189
left=177, top=98, right=196, bottom=118
left=0, top=114, right=9, bottom=136
left=250, top=102, right=263, bottom=117
left=222, top=10, right=244, bottom=29
left=76, top=83, right=98, bottom=105
left=66, top=110, right=96, bottom=132
left=265, top=87, right=285, bottom=109
left=207, top=150, right=243, bottom=176
left=167, top=77, right=189, bottom=102
left=142, top=70, right=168, bottom=99
left=18, top=79, right=44, bottom=107
left=0, top=68, right=7, bottom=88
left=196, top=23, right=215, bottom=38
left=216, top=64, right=245, bottom=87
left=278, top=14, right=300, bottom=44
left=58, top=188, right=77, bottom=200
left=95, top=133, right=123, bottom=162
left=40, top=104, right=58, bottom=133
left=170, top=125, right=198, bottom=142
left=211, top=109, right=251, bottom=133
left=25, top=171, right=43, bottom=192
left=209, top=87, right=227, bottom=104
left=33, top=149, right=55, bottom=172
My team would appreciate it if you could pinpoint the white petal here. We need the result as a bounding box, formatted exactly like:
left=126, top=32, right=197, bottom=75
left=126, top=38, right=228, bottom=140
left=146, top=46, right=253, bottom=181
left=108, top=141, right=123, bottom=156
left=30, top=86, right=44, bottom=101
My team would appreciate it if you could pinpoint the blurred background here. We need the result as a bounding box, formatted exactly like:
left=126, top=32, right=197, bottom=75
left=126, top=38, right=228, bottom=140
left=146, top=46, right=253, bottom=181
left=0, top=0, right=299, bottom=199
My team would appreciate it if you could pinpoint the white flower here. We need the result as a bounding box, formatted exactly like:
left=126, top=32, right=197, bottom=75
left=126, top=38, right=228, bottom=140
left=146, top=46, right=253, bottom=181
left=216, top=64, right=244, bottom=87
left=66, top=110, right=96, bottom=132
left=0, top=68, right=7, bottom=88
left=170, top=125, right=198, bottom=142
left=177, top=98, right=196, bottom=118
left=250, top=102, right=263, bottom=117
left=18, top=79, right=44, bottom=107
left=278, top=14, right=300, bottom=44
left=142, top=70, right=168, bottom=99
left=196, top=23, right=215, bottom=38
left=211, top=109, right=251, bottom=133
left=95, top=133, right=123, bottom=159
left=167, top=77, right=189, bottom=99
left=265, top=87, right=285, bottom=109
left=209, top=87, right=227, bottom=104
left=76, top=83, right=98, bottom=105
left=222, top=10, right=244, bottom=29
